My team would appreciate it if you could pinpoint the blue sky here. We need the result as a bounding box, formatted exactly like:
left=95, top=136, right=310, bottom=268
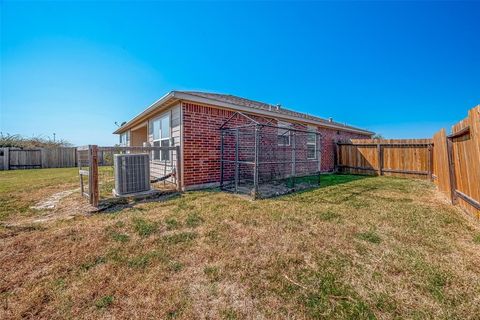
left=1, top=1, right=479, bottom=146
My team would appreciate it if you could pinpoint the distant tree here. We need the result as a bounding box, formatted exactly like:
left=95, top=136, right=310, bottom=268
left=372, top=133, right=384, bottom=140
left=0, top=133, right=72, bottom=148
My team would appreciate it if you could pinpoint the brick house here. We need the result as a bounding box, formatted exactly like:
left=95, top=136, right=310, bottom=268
left=113, top=91, right=373, bottom=190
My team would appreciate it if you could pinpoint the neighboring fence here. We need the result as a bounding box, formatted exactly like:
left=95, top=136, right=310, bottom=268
left=336, top=139, right=433, bottom=180
left=432, top=106, right=480, bottom=218
left=0, top=147, right=77, bottom=170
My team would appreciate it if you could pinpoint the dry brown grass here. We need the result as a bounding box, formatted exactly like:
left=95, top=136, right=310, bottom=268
left=1, top=169, right=480, bottom=319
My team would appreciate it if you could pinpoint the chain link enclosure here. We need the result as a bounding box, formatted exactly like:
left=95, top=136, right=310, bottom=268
left=220, top=120, right=322, bottom=199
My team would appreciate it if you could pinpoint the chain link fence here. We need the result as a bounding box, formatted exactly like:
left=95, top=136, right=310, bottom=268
left=220, top=124, right=322, bottom=198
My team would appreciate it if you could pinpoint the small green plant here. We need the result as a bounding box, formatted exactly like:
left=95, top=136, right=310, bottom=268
left=95, top=295, right=114, bottom=309
left=128, top=255, right=151, bottom=269
left=221, top=308, right=238, bottom=320
left=473, top=234, right=480, bottom=244
left=165, top=217, right=180, bottom=230
left=163, top=232, right=197, bottom=245
left=186, top=212, right=203, bottom=228
left=427, top=271, right=448, bottom=301
left=80, top=256, right=106, bottom=271
left=204, top=266, right=220, bottom=282
left=110, top=231, right=130, bottom=243
left=317, top=211, right=340, bottom=221
left=132, top=217, right=158, bottom=237
left=168, top=260, right=184, bottom=272
left=356, top=230, right=381, bottom=244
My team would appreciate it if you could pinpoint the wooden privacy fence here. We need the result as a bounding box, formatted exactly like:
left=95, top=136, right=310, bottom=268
left=432, top=106, right=480, bottom=218
left=0, top=147, right=77, bottom=170
left=336, top=139, right=434, bottom=180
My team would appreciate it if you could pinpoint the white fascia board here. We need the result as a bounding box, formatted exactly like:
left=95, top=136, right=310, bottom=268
left=113, top=91, right=176, bottom=134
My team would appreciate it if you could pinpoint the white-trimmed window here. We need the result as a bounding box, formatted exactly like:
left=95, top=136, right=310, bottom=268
left=277, top=121, right=291, bottom=146
left=119, top=131, right=130, bottom=147
left=307, top=126, right=317, bottom=159
left=151, top=113, right=171, bottom=161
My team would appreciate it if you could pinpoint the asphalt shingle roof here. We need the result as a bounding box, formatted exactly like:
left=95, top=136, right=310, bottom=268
left=177, top=91, right=367, bottom=133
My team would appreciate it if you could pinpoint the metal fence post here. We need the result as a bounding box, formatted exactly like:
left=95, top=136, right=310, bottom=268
left=253, top=125, right=259, bottom=198
left=220, top=130, right=224, bottom=190
left=318, top=134, right=322, bottom=185
left=235, top=128, right=239, bottom=193
left=291, top=131, right=296, bottom=189
left=176, top=146, right=182, bottom=192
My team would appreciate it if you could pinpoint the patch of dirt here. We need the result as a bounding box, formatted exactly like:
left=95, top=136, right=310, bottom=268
left=2, top=190, right=96, bottom=228
left=30, top=189, right=79, bottom=210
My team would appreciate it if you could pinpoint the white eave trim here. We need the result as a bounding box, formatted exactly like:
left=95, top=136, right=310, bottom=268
left=113, top=91, right=176, bottom=134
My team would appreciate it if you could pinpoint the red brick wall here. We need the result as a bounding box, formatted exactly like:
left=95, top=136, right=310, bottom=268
left=182, top=102, right=370, bottom=187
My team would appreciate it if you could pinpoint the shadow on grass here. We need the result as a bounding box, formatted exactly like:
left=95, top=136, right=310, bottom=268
left=97, top=192, right=182, bottom=214
left=275, top=173, right=374, bottom=199
left=95, top=174, right=373, bottom=212
left=317, top=173, right=372, bottom=189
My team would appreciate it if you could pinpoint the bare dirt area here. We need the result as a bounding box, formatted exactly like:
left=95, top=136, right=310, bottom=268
left=1, top=168, right=480, bottom=319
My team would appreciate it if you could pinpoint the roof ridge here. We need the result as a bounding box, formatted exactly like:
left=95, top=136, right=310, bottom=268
left=175, top=90, right=369, bottom=132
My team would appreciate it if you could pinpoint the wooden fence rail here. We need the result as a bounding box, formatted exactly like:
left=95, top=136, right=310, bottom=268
left=0, top=147, right=77, bottom=170
left=336, top=139, right=434, bottom=180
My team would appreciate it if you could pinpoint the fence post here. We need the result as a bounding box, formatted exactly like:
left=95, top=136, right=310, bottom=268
left=175, top=146, right=182, bottom=192
left=377, top=143, right=383, bottom=176
left=318, top=134, right=322, bottom=185
left=335, top=142, right=341, bottom=173
left=427, top=144, right=433, bottom=181
left=40, top=148, right=46, bottom=168
left=220, top=130, right=224, bottom=190
left=3, top=148, right=9, bottom=171
left=78, top=148, right=84, bottom=196
left=235, top=128, right=239, bottom=193
left=88, top=145, right=99, bottom=207
left=446, top=138, right=457, bottom=204
left=253, top=125, right=259, bottom=198
left=291, top=131, right=296, bottom=189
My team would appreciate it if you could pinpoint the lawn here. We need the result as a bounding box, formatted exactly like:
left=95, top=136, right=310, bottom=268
left=1, top=169, right=480, bottom=319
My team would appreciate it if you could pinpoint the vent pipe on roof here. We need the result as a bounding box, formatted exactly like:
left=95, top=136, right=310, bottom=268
left=276, top=104, right=281, bottom=110
left=328, top=117, right=333, bottom=122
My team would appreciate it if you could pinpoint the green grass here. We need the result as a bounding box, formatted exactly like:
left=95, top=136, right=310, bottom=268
left=132, top=217, right=158, bottom=237
left=473, top=233, right=480, bottom=244
left=0, top=167, right=79, bottom=220
left=1, top=169, right=480, bottom=319
left=95, top=295, right=114, bottom=309
left=356, top=230, right=382, bottom=244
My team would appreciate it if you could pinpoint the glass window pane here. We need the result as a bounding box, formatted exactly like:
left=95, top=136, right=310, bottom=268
left=161, top=140, right=170, bottom=161
left=307, top=132, right=316, bottom=144
left=278, top=135, right=289, bottom=146
left=153, top=119, right=160, bottom=140
left=153, top=141, right=160, bottom=160
left=307, top=145, right=316, bottom=159
left=161, top=116, right=170, bottom=139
